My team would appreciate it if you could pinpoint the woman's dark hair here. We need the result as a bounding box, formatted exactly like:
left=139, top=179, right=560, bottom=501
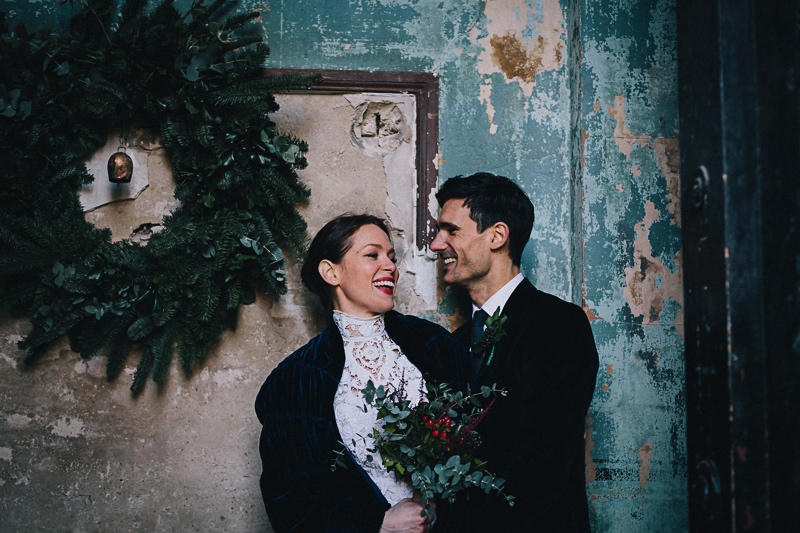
left=436, top=172, right=534, bottom=266
left=301, top=214, right=392, bottom=307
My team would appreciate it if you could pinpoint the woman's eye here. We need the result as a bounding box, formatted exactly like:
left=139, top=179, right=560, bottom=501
left=365, top=253, right=378, bottom=258
left=390, top=256, right=397, bottom=264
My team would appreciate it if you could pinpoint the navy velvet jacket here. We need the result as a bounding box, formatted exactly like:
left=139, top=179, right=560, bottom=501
left=255, top=310, right=467, bottom=533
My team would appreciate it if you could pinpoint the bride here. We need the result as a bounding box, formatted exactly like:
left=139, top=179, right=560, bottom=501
left=255, top=214, right=467, bottom=532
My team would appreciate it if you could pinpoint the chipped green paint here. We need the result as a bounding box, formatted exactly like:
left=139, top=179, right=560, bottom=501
left=2, top=0, right=686, bottom=530
left=581, top=0, right=687, bottom=531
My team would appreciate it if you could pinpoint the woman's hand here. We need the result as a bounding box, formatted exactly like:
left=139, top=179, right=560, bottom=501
left=379, top=498, right=433, bottom=532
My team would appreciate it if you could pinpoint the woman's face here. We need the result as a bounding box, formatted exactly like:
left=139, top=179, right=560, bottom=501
left=327, top=224, right=398, bottom=317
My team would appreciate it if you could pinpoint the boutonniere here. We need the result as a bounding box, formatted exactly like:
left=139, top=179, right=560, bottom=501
left=471, top=308, right=508, bottom=367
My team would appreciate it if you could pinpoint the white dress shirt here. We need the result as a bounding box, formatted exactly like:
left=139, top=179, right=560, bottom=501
left=471, top=272, right=524, bottom=329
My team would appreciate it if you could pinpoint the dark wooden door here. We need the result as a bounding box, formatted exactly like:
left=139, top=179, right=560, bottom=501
left=678, top=1, right=800, bottom=531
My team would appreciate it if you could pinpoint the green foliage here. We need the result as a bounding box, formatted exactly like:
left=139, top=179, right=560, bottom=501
left=0, top=0, right=320, bottom=393
left=359, top=380, right=515, bottom=519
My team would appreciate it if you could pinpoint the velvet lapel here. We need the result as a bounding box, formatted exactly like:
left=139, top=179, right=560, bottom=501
left=475, top=278, right=539, bottom=386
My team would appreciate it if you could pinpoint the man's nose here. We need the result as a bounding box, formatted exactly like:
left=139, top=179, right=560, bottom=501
left=430, top=231, right=446, bottom=252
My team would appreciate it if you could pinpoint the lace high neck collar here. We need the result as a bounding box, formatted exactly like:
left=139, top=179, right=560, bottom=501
left=332, top=310, right=386, bottom=339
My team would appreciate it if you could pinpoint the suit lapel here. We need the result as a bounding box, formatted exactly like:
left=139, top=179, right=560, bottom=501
left=475, top=279, right=538, bottom=385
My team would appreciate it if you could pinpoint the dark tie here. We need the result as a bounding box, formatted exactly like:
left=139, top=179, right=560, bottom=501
left=470, top=309, right=489, bottom=346
left=470, top=309, right=489, bottom=384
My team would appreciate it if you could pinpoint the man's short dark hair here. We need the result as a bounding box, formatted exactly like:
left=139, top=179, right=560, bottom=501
left=436, top=172, right=534, bottom=266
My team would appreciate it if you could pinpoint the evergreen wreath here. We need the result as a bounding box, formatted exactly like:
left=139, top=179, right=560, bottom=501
left=0, top=0, right=319, bottom=393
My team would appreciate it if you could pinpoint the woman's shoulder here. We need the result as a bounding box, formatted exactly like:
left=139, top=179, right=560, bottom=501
left=386, top=310, right=450, bottom=337
left=254, top=325, right=341, bottom=421
left=385, top=310, right=464, bottom=353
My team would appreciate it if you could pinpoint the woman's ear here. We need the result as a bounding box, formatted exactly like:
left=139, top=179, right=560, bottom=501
left=318, top=259, right=340, bottom=287
left=488, top=222, right=510, bottom=251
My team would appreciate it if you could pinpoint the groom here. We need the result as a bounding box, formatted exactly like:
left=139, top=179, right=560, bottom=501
left=430, top=173, right=599, bottom=532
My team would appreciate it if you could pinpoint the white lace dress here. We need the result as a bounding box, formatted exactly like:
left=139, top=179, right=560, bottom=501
left=332, top=311, right=427, bottom=506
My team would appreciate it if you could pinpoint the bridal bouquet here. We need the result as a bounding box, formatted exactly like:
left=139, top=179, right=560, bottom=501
left=359, top=379, right=515, bottom=518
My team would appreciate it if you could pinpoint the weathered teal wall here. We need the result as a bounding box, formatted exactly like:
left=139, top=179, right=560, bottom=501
left=0, top=0, right=686, bottom=530
left=579, top=1, right=686, bottom=530
left=249, top=1, right=687, bottom=528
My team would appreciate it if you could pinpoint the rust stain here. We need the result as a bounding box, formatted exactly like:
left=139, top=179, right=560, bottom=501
left=581, top=129, right=588, bottom=172
left=601, top=383, right=610, bottom=392
left=592, top=102, right=602, bottom=114
left=585, top=416, right=596, bottom=483
left=608, top=95, right=652, bottom=159
left=476, top=0, right=565, bottom=97
left=623, top=202, right=683, bottom=333
left=653, top=133, right=681, bottom=226
left=490, top=33, right=544, bottom=84
left=554, top=39, right=564, bottom=64
left=583, top=306, right=602, bottom=323
left=606, top=364, right=613, bottom=374
left=638, top=442, right=653, bottom=488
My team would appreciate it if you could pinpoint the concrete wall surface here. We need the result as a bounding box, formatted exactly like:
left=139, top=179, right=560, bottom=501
left=0, top=1, right=686, bottom=531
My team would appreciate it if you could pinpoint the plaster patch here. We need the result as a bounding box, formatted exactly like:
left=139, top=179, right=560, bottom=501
left=0, top=446, right=12, bottom=462
left=623, top=202, right=683, bottom=328
left=478, top=79, right=497, bottom=135
left=476, top=0, right=565, bottom=97
left=73, top=355, right=108, bottom=378
left=49, top=416, right=85, bottom=438
left=638, top=442, right=653, bottom=487
left=1, top=352, right=18, bottom=368
left=5, top=413, right=32, bottom=428
left=608, top=95, right=651, bottom=159
left=211, top=368, right=246, bottom=387
left=653, top=134, right=681, bottom=226
left=80, top=132, right=149, bottom=212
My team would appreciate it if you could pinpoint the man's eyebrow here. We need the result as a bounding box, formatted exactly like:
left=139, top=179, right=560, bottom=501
left=437, top=221, right=459, bottom=231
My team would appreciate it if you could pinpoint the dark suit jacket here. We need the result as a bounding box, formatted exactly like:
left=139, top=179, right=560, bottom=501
left=450, top=279, right=599, bottom=532
left=255, top=310, right=468, bottom=533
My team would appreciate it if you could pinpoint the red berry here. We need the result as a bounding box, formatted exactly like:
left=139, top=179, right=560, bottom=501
left=427, top=419, right=434, bottom=427
left=445, top=420, right=452, bottom=428
left=432, top=430, right=439, bottom=437
left=437, top=419, right=443, bottom=426
left=441, top=432, right=448, bottom=439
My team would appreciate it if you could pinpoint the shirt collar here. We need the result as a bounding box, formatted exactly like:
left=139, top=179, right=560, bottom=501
left=471, top=272, right=524, bottom=318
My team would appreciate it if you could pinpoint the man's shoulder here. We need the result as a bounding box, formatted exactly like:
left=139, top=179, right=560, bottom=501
left=508, top=281, right=588, bottom=326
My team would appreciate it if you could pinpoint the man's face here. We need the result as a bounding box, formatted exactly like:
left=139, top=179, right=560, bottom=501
left=430, top=198, right=493, bottom=287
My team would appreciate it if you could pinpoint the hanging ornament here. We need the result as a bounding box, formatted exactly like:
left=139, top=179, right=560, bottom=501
left=107, top=133, right=133, bottom=183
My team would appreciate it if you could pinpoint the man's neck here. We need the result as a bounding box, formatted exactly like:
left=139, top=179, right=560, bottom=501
left=468, top=263, right=520, bottom=308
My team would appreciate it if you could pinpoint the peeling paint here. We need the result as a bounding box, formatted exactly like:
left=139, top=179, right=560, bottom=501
left=476, top=0, right=565, bottom=97
left=478, top=79, right=498, bottom=134
left=653, top=134, right=681, bottom=226
left=623, top=201, right=683, bottom=328
left=5, top=413, right=32, bottom=427
left=608, top=95, right=652, bottom=159
left=0, top=446, right=12, bottom=462
left=638, top=442, right=654, bottom=488
left=49, top=416, right=86, bottom=438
